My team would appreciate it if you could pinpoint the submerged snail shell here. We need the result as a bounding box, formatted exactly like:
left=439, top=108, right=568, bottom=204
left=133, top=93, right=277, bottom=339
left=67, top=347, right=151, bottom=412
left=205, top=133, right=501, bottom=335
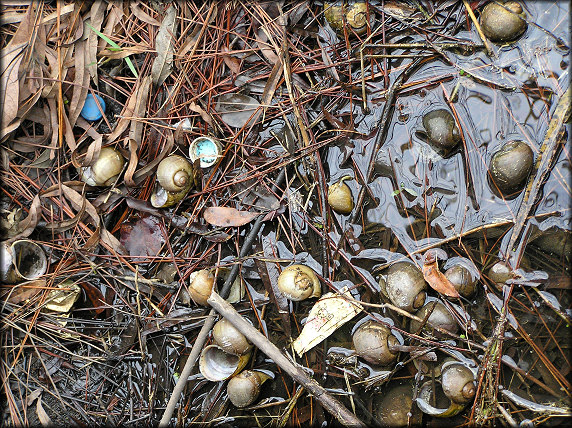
left=328, top=177, right=354, bottom=214
left=422, top=109, right=461, bottom=156
left=212, top=318, right=252, bottom=356
left=410, top=300, right=458, bottom=337
left=487, top=261, right=513, bottom=286
left=277, top=264, right=321, bottom=301
left=489, top=140, right=533, bottom=198
left=188, top=269, right=215, bottom=306
left=444, top=263, right=478, bottom=298
left=352, top=320, right=400, bottom=366
left=324, top=2, right=372, bottom=36
left=441, top=362, right=476, bottom=404
left=480, top=1, right=527, bottom=43
left=373, top=384, right=422, bottom=427
left=151, top=155, right=194, bottom=208
left=227, top=370, right=271, bottom=408
left=384, top=261, right=427, bottom=313
left=80, top=146, right=125, bottom=186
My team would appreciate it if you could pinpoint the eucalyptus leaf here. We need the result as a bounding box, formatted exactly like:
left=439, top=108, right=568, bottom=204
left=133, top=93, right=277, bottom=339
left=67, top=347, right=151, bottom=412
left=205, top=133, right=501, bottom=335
left=215, top=93, right=261, bottom=128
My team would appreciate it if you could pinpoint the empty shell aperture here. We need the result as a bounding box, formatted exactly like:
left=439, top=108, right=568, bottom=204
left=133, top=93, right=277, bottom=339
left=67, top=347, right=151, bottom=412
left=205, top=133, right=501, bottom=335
left=189, top=136, right=222, bottom=168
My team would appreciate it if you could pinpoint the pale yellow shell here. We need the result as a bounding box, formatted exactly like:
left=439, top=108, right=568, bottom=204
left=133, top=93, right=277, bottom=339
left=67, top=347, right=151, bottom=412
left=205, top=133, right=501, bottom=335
left=212, top=318, right=252, bottom=356
left=277, top=264, right=321, bottom=301
left=81, top=146, right=124, bottom=186
left=328, top=177, right=354, bottom=214
left=188, top=269, right=215, bottom=306
left=156, top=155, right=193, bottom=193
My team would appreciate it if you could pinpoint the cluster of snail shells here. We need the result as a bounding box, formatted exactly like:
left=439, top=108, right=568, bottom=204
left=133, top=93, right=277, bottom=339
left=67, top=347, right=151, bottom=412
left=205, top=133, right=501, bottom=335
left=151, top=155, right=195, bottom=208
left=379, top=260, right=427, bottom=313
left=324, top=2, right=373, bottom=36
left=80, top=146, right=125, bottom=186
left=277, top=264, right=321, bottom=301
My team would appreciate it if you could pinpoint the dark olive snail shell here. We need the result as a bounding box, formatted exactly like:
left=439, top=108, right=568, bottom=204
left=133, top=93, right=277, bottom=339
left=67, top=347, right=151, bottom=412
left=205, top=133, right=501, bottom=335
left=422, top=109, right=461, bottom=156
left=384, top=261, right=427, bottom=313
left=444, top=264, right=478, bottom=298
left=489, top=140, right=533, bottom=198
left=480, top=1, right=527, bottom=43
left=410, top=300, right=458, bottom=337
left=352, top=320, right=400, bottom=366
left=373, top=384, right=422, bottom=426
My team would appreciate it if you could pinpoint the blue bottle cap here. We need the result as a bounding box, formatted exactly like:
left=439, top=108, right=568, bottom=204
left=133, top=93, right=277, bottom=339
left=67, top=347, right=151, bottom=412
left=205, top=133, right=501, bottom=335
left=80, top=93, right=106, bottom=121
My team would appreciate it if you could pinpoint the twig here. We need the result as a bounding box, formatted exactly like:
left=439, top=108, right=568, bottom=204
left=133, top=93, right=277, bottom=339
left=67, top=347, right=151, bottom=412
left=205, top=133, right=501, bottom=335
left=158, top=169, right=286, bottom=427
left=207, top=291, right=367, bottom=428
left=501, top=86, right=571, bottom=267
left=462, top=0, right=496, bottom=58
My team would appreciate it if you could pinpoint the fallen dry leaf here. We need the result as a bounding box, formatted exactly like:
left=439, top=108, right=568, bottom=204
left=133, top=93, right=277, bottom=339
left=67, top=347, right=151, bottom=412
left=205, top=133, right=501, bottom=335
left=203, top=207, right=260, bottom=227
left=421, top=250, right=460, bottom=298
left=120, top=215, right=165, bottom=260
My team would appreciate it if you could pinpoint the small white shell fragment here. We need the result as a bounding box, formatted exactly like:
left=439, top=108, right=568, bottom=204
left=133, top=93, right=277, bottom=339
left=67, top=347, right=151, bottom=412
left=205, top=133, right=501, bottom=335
left=293, top=286, right=362, bottom=357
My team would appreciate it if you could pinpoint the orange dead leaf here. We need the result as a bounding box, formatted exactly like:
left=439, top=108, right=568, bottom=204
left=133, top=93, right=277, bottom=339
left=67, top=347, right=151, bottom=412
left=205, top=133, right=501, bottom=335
left=203, top=207, right=259, bottom=227
left=422, top=253, right=460, bottom=298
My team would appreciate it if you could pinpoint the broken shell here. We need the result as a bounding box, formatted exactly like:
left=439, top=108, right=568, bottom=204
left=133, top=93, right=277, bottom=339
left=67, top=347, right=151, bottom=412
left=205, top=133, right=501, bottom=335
left=0, top=239, right=48, bottom=284
left=422, top=109, right=461, bottom=156
left=489, top=140, right=533, bottom=198
left=352, top=320, right=400, bottom=366
left=384, top=261, right=427, bottom=312
left=327, top=176, right=354, bottom=215
left=80, top=146, right=125, bottom=186
left=480, top=1, right=527, bottom=43
left=212, top=317, right=253, bottom=356
left=324, top=2, right=373, bottom=36
left=277, top=264, right=321, bottom=301
left=416, top=380, right=467, bottom=418
left=188, top=269, right=215, bottom=306
left=189, top=136, right=222, bottom=168
left=199, top=344, right=250, bottom=382
left=441, top=362, right=476, bottom=404
left=410, top=300, right=458, bottom=337
left=227, top=369, right=271, bottom=408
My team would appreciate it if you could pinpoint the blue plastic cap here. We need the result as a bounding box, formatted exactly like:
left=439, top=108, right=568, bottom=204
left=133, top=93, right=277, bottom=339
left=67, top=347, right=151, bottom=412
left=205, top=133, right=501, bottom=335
left=80, top=93, right=106, bottom=121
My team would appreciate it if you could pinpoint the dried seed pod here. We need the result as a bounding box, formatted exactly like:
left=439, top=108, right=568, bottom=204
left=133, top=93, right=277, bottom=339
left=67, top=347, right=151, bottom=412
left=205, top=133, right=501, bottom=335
left=422, top=109, right=461, bottom=156
left=352, top=320, right=400, bottom=366
left=410, top=300, right=458, bottom=337
left=277, top=264, right=321, bottom=301
left=80, top=146, right=124, bottom=186
left=199, top=344, right=250, bottom=381
left=444, top=260, right=479, bottom=298
left=327, top=176, right=354, bottom=214
left=324, top=2, right=373, bottom=36
left=480, top=1, right=527, bottom=43
left=489, top=140, right=533, bottom=198
left=0, top=240, right=48, bottom=284
left=441, top=362, right=476, bottom=404
left=212, top=318, right=252, bottom=356
left=188, top=269, right=215, bottom=306
left=227, top=370, right=271, bottom=408
left=151, top=155, right=194, bottom=208
left=384, top=261, right=427, bottom=312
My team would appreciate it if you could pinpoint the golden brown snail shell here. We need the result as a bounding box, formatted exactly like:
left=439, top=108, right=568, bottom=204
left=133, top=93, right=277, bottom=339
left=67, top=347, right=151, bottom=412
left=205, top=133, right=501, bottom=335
left=328, top=176, right=354, bottom=215
left=227, top=369, right=271, bottom=408
left=352, top=320, right=400, bottom=366
left=80, top=146, right=125, bottom=186
left=277, top=264, right=321, bottom=301
left=212, top=317, right=252, bottom=356
left=156, top=155, right=194, bottom=193
left=188, top=269, right=215, bottom=306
